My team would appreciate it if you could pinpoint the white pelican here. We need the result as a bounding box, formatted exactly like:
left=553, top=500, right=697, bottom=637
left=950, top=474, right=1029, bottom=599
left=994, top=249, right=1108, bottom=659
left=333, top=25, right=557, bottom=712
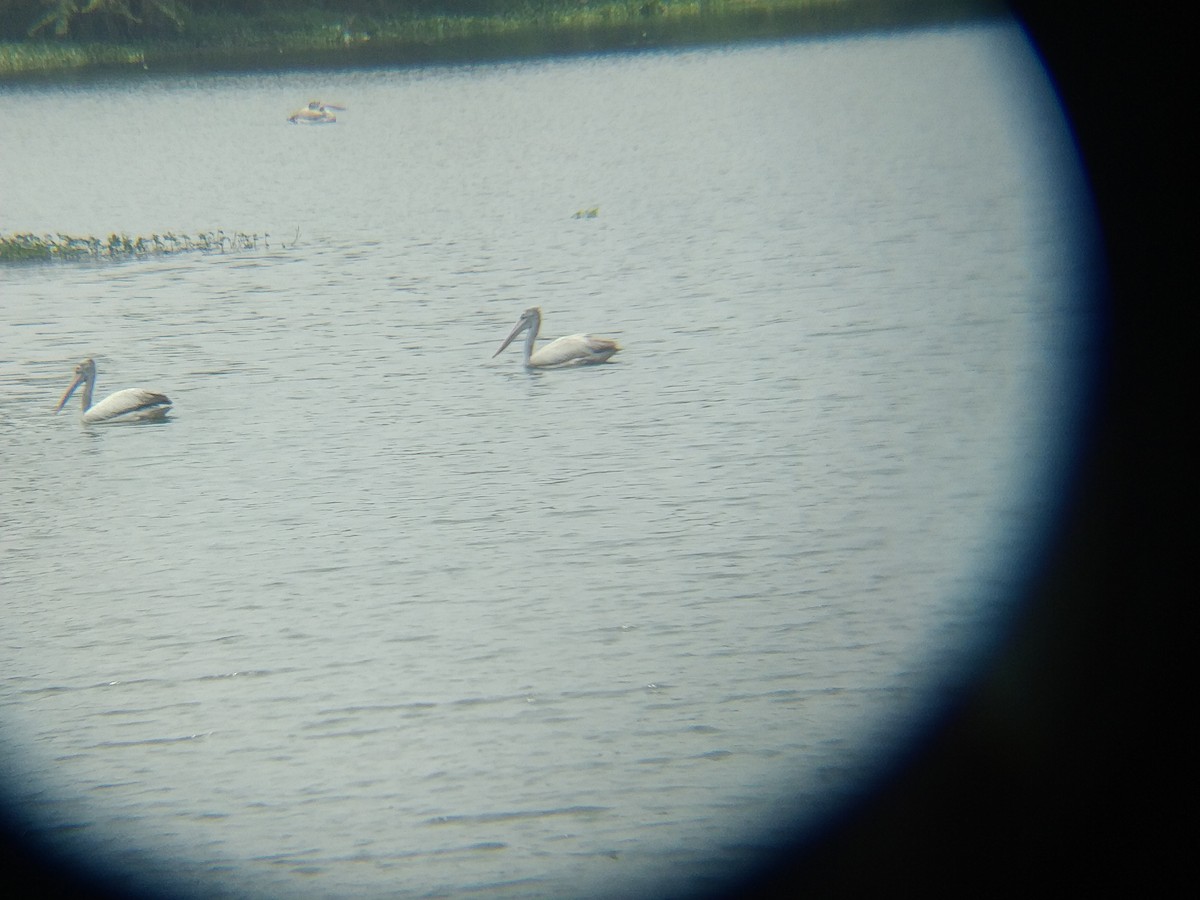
left=492, top=307, right=620, bottom=368
left=54, top=358, right=172, bottom=424
left=287, top=100, right=346, bottom=124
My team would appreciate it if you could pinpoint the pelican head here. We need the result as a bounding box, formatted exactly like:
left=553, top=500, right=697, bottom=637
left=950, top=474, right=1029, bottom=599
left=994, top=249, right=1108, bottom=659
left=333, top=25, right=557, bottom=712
left=492, top=307, right=542, bottom=358
left=54, top=357, right=96, bottom=413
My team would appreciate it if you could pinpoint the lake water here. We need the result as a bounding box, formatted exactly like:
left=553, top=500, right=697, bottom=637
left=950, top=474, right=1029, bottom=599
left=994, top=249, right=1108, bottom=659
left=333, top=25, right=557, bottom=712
left=0, top=20, right=1100, bottom=899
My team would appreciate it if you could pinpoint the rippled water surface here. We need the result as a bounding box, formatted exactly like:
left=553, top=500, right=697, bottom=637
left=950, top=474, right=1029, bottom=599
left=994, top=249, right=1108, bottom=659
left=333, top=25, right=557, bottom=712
left=0, top=22, right=1097, bottom=899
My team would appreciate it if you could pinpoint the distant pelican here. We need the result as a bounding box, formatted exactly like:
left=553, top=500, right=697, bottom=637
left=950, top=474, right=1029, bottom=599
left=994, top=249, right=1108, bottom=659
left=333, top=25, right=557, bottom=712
left=492, top=307, right=620, bottom=368
left=54, top=358, right=172, bottom=424
left=288, top=100, right=346, bottom=124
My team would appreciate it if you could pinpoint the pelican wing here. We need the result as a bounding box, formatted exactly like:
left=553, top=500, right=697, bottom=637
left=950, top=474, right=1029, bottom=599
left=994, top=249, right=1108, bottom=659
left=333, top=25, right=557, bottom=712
left=83, top=388, right=172, bottom=424
left=530, top=334, right=620, bottom=368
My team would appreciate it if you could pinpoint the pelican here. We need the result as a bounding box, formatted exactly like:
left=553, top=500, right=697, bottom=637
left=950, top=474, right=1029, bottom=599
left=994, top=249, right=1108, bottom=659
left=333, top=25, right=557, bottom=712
left=492, top=307, right=620, bottom=368
left=287, top=100, right=346, bottom=124
left=54, top=358, right=172, bottom=424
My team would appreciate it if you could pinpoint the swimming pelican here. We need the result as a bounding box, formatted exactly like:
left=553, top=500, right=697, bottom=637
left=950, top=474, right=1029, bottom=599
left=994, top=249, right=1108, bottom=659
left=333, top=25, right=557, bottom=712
left=54, top=358, right=172, bottom=424
left=287, top=100, right=346, bottom=124
left=492, top=307, right=620, bottom=368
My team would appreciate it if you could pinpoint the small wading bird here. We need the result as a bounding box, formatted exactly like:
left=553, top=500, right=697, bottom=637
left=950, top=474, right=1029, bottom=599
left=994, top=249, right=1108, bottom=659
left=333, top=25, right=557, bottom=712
left=492, top=307, right=620, bottom=368
left=287, top=100, right=346, bottom=124
left=54, top=358, right=172, bottom=424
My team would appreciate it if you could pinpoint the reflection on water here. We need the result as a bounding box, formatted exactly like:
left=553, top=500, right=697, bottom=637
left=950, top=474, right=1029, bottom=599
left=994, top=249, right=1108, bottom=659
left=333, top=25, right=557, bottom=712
left=0, top=20, right=1097, bottom=899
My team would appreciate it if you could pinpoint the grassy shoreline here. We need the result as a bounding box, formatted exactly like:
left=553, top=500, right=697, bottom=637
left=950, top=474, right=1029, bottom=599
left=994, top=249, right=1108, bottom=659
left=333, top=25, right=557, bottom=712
left=0, top=0, right=1004, bottom=79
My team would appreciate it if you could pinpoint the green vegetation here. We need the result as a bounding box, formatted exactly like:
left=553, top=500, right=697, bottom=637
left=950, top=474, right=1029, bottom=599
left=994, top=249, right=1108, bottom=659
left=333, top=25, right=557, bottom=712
left=0, top=230, right=264, bottom=262
left=1, top=0, right=1004, bottom=77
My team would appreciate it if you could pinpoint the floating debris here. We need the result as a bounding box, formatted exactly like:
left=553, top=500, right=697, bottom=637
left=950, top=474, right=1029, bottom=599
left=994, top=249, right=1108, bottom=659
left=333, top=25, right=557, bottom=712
left=572, top=207, right=600, bottom=219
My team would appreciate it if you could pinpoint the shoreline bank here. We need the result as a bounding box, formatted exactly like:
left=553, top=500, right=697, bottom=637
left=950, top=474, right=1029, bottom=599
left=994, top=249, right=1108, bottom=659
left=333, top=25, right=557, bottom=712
left=0, top=0, right=1003, bottom=80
